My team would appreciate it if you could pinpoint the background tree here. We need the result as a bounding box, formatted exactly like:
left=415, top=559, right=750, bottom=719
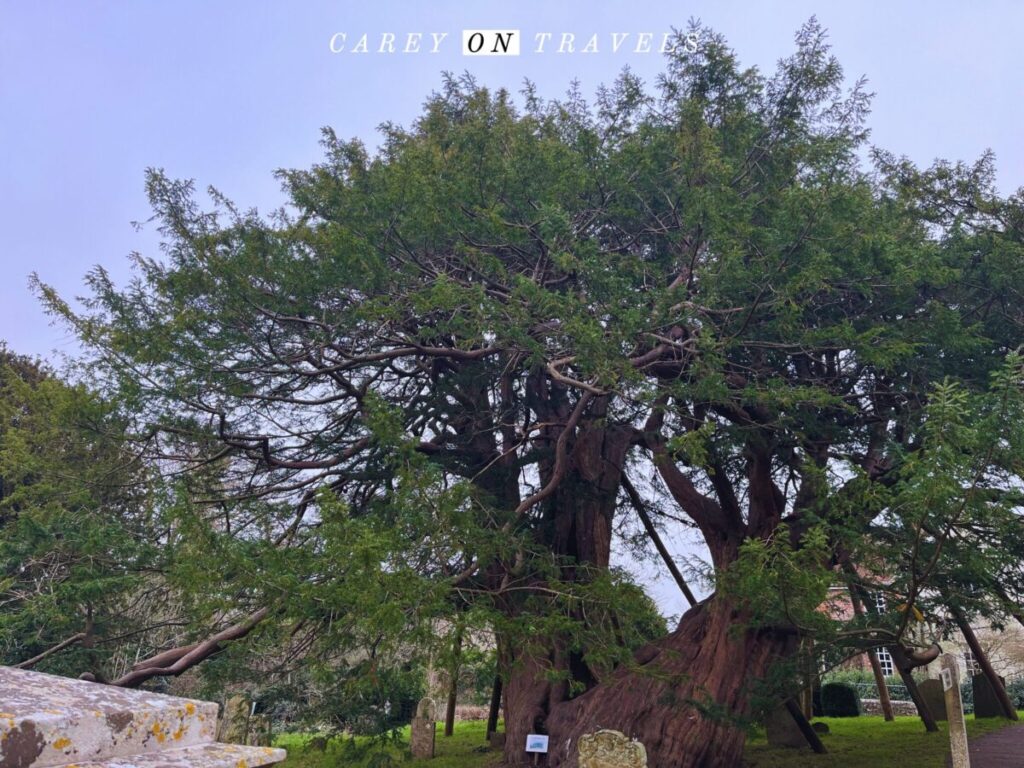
left=0, top=346, right=162, bottom=680
left=35, top=20, right=1024, bottom=767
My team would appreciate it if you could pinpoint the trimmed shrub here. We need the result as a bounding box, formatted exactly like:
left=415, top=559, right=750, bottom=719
left=821, top=682, right=861, bottom=717
left=1006, top=678, right=1024, bottom=709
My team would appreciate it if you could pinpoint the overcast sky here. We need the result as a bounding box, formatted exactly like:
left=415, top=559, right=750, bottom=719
left=2, top=1, right=1022, bottom=617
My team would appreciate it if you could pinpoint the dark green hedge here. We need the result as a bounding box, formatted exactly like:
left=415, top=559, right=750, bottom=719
left=821, top=682, right=861, bottom=717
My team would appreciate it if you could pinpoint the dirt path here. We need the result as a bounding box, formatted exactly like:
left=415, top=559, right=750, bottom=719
left=948, top=723, right=1024, bottom=766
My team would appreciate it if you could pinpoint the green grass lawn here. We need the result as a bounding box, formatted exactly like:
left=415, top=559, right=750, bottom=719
left=743, top=713, right=1019, bottom=768
left=275, top=721, right=501, bottom=768
left=275, top=714, right=1019, bottom=768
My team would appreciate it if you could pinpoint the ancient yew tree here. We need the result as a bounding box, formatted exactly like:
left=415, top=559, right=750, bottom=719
left=37, top=21, right=1024, bottom=768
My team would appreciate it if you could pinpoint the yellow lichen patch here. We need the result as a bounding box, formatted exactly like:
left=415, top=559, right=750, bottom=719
left=53, top=737, right=72, bottom=750
left=185, top=703, right=196, bottom=715
left=236, top=759, right=248, bottom=768
left=173, top=727, right=184, bottom=740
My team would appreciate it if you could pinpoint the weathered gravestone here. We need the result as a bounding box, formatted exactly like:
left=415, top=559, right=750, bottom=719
left=578, top=729, right=646, bottom=768
left=764, top=706, right=807, bottom=748
left=247, top=714, right=272, bottom=747
left=410, top=697, right=436, bottom=759
left=487, top=732, right=506, bottom=750
left=972, top=673, right=1006, bottom=718
left=218, top=695, right=251, bottom=744
left=918, top=678, right=949, bottom=721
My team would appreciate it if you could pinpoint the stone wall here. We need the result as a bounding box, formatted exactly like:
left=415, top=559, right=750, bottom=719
left=859, top=698, right=919, bottom=716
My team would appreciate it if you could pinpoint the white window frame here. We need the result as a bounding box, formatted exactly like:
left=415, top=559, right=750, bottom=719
left=964, top=649, right=981, bottom=676
left=876, top=647, right=895, bottom=677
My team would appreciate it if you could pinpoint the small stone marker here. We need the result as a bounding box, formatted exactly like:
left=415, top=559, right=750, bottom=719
left=941, top=654, right=970, bottom=768
left=764, top=706, right=807, bottom=748
left=410, top=697, right=436, bottom=759
left=247, top=714, right=272, bottom=746
left=488, top=732, right=506, bottom=750
left=918, top=678, right=949, bottom=721
left=972, top=673, right=1005, bottom=718
left=218, top=695, right=251, bottom=744
left=578, top=729, right=646, bottom=768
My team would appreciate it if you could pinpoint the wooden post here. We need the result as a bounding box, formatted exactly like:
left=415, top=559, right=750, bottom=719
left=942, top=653, right=971, bottom=768
left=841, top=560, right=934, bottom=730
left=624, top=476, right=697, bottom=607
left=784, top=698, right=827, bottom=754
left=952, top=609, right=1018, bottom=720
left=867, top=649, right=896, bottom=721
left=486, top=675, right=503, bottom=740
left=894, top=655, right=939, bottom=732
left=444, top=627, right=463, bottom=737
left=848, top=586, right=895, bottom=721
left=800, top=639, right=814, bottom=720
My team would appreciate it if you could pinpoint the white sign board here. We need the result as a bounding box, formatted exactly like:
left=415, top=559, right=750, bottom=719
left=941, top=668, right=954, bottom=691
left=525, top=734, right=549, bottom=753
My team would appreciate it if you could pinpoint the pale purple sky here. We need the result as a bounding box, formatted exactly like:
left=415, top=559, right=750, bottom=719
left=2, top=1, right=1022, bottom=615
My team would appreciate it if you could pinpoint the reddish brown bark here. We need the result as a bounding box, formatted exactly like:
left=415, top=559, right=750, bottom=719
left=109, top=608, right=268, bottom=687
left=498, top=409, right=633, bottom=765
left=545, top=599, right=791, bottom=768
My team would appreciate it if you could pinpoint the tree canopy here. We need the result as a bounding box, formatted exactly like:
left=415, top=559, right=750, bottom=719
left=28, top=19, right=1024, bottom=768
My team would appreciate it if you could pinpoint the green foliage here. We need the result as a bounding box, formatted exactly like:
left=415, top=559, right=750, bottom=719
left=0, top=347, right=158, bottom=677
left=24, top=18, right=1024, bottom=736
left=820, top=668, right=902, bottom=692
left=819, top=682, right=860, bottom=718
left=719, top=525, right=833, bottom=633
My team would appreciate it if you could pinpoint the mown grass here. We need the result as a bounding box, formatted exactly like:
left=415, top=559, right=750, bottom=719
left=275, top=714, right=1020, bottom=768
left=275, top=721, right=501, bottom=768
left=743, top=713, right=1019, bottom=768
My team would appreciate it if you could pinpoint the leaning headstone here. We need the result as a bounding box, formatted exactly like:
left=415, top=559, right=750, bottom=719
left=972, top=673, right=1005, bottom=718
left=578, top=729, right=646, bottom=768
left=764, top=706, right=808, bottom=748
left=410, top=697, right=436, bottom=759
left=247, top=714, right=273, bottom=746
left=918, top=679, right=949, bottom=721
left=219, top=694, right=251, bottom=744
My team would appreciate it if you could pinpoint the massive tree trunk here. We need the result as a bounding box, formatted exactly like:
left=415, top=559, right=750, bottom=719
left=499, top=397, right=633, bottom=765
left=543, top=598, right=789, bottom=768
